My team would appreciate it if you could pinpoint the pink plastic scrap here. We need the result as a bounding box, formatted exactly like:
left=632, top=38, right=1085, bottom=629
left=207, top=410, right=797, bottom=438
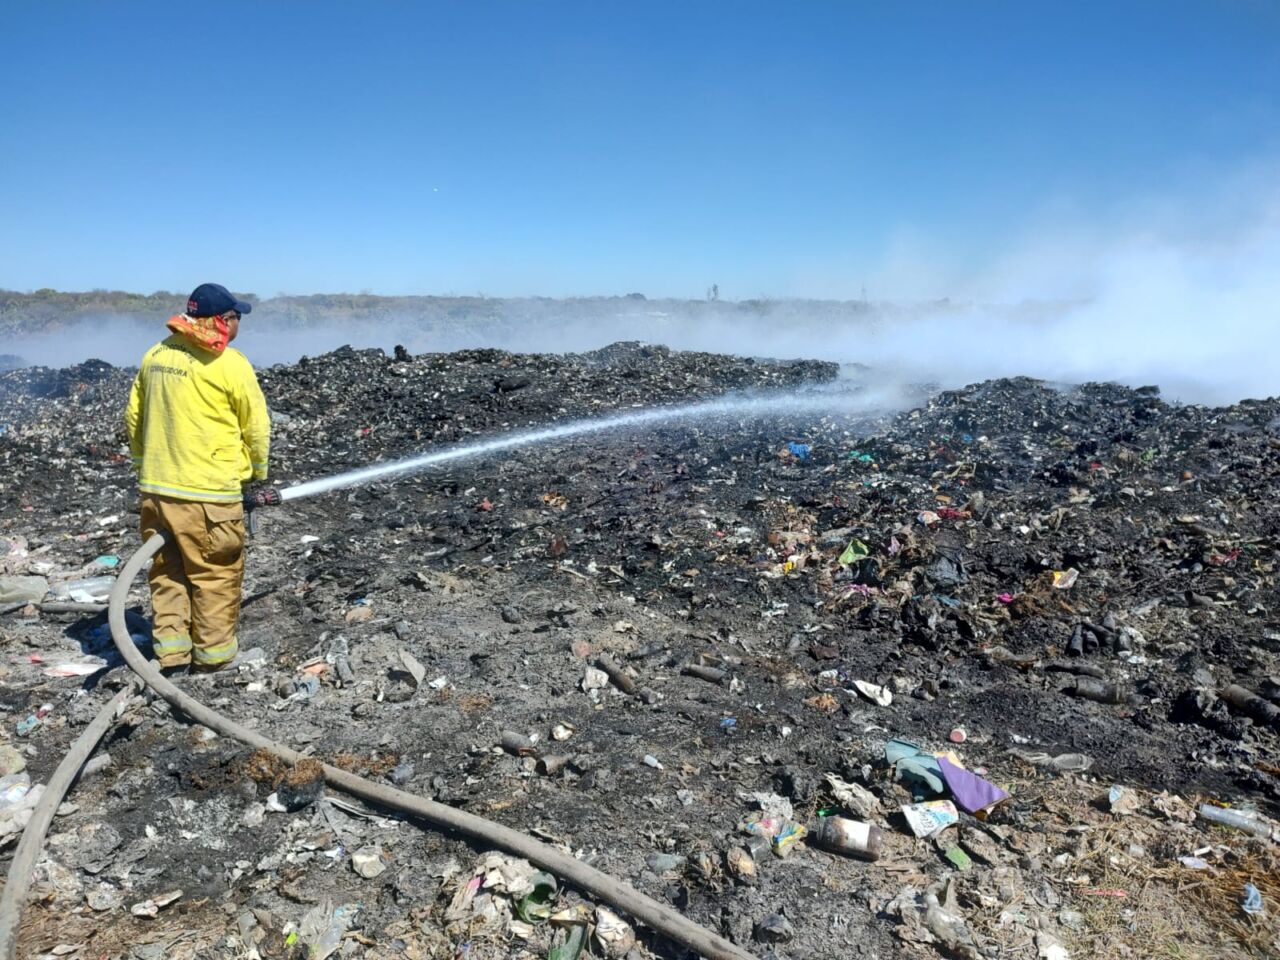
left=938, top=756, right=1010, bottom=814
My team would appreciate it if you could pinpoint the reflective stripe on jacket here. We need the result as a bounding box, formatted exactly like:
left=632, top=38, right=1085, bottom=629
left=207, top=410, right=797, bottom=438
left=125, top=335, right=270, bottom=502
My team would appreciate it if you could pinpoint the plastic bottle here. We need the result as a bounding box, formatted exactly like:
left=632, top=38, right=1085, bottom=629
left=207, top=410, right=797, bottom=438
left=49, top=576, right=116, bottom=602
left=811, top=816, right=883, bottom=861
left=1197, top=804, right=1280, bottom=841
left=1048, top=753, right=1093, bottom=773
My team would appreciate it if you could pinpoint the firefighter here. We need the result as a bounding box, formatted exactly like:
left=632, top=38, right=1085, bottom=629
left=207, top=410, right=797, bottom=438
left=124, top=283, right=270, bottom=672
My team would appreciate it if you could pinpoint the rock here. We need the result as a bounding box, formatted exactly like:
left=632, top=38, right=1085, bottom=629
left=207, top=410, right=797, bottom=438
left=352, top=846, right=387, bottom=878
left=754, top=913, right=794, bottom=944
left=345, top=604, right=373, bottom=623
left=645, top=852, right=686, bottom=874
left=0, top=744, right=25, bottom=777
left=243, top=803, right=266, bottom=827
left=86, top=883, right=122, bottom=912
left=726, top=845, right=757, bottom=884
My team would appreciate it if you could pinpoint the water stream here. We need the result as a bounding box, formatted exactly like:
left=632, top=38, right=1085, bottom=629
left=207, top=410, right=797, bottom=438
left=279, top=382, right=907, bottom=502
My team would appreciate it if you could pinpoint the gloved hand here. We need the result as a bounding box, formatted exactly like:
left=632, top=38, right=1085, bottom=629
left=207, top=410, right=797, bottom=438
left=243, top=486, right=282, bottom=510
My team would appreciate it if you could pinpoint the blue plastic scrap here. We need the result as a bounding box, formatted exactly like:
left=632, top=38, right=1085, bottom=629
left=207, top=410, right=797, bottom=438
left=1243, top=883, right=1264, bottom=915
left=787, top=442, right=811, bottom=460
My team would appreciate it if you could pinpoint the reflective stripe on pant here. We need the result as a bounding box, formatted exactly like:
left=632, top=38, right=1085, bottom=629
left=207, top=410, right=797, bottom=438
left=140, top=494, right=245, bottom=667
left=152, top=634, right=193, bottom=666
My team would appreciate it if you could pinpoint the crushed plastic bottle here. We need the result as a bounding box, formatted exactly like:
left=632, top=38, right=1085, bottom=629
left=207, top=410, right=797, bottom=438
left=297, top=900, right=359, bottom=960
left=1243, top=883, right=1264, bottom=915
left=49, top=575, right=116, bottom=603
left=1198, top=804, right=1280, bottom=841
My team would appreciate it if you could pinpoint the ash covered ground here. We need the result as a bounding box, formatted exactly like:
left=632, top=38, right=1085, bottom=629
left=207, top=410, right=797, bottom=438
left=1, top=342, right=1279, bottom=960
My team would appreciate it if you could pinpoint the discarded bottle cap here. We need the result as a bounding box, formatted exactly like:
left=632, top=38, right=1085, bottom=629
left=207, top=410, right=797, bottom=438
left=810, top=816, right=883, bottom=862
left=948, top=727, right=966, bottom=744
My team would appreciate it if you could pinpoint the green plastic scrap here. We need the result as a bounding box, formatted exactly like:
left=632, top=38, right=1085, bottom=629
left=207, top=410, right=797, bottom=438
left=838, top=539, right=870, bottom=566
left=548, top=923, right=587, bottom=960
left=944, top=846, right=972, bottom=871
left=515, top=872, right=558, bottom=923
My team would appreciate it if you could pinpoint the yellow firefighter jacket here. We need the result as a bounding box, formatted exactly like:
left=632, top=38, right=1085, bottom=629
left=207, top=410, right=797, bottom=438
left=125, top=335, right=270, bottom=502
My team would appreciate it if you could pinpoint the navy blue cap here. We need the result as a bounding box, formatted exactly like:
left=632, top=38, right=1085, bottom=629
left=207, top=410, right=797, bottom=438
left=186, top=283, right=253, bottom=318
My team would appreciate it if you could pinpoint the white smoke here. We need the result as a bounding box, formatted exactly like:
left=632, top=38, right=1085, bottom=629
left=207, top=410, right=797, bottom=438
left=6, top=168, right=1278, bottom=406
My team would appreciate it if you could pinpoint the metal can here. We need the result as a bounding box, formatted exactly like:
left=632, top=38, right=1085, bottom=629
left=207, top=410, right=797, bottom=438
left=811, top=816, right=883, bottom=862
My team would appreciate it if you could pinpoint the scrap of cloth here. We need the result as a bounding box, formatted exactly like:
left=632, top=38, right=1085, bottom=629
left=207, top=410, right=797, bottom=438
left=167, top=313, right=231, bottom=355
left=938, top=755, right=1010, bottom=814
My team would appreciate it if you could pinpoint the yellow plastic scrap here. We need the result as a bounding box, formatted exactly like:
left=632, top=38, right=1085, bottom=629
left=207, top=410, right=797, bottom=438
left=773, top=821, right=807, bottom=856
left=1051, top=568, right=1080, bottom=589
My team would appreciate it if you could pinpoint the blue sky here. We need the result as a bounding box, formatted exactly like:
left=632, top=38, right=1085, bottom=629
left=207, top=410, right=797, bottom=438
left=2, top=1, right=1277, bottom=299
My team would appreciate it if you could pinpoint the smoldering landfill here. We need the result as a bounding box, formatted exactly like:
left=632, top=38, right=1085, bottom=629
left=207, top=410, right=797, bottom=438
left=1, top=340, right=1279, bottom=960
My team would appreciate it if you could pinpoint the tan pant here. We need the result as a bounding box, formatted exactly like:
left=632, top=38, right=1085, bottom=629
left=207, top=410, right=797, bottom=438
left=140, top=495, right=245, bottom=668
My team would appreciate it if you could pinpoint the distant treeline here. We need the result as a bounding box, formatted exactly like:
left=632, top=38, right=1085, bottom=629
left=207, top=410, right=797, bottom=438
left=0, top=289, right=181, bottom=333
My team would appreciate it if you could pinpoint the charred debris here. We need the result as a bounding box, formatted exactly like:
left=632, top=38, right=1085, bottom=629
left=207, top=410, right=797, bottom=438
left=1, top=341, right=1279, bottom=959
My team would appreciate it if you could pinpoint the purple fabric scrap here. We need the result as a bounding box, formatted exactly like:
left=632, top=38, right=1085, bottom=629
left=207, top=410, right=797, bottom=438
left=938, top=756, right=1010, bottom=814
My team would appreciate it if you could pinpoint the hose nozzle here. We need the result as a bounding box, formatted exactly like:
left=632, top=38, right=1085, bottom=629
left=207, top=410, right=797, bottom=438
left=244, top=486, right=282, bottom=509
left=243, top=486, right=282, bottom=536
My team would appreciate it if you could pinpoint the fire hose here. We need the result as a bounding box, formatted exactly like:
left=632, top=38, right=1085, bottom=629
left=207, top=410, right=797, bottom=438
left=0, top=681, right=139, bottom=959
left=0, top=529, right=759, bottom=960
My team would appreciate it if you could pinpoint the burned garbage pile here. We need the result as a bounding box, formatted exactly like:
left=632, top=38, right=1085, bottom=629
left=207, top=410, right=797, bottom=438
left=255, top=342, right=839, bottom=482
left=2, top=344, right=1280, bottom=960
